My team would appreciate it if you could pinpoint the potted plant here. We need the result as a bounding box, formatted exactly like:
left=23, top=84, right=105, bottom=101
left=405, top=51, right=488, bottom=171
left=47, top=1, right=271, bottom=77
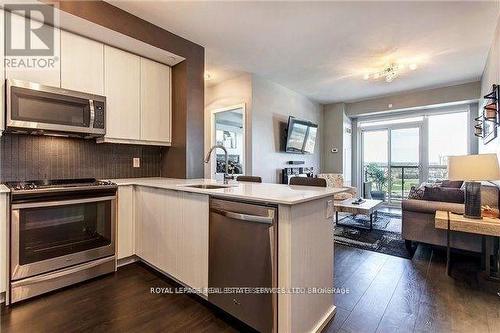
left=365, top=163, right=387, bottom=201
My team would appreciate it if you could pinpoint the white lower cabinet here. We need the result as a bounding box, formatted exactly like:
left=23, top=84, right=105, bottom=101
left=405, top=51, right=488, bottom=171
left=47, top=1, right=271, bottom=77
left=175, top=191, right=209, bottom=293
left=0, top=193, right=8, bottom=295
left=117, top=186, right=135, bottom=259
left=132, top=186, right=208, bottom=293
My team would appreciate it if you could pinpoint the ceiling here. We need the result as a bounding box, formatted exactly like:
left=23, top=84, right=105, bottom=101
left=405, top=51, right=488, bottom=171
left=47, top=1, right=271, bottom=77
left=108, top=1, right=499, bottom=104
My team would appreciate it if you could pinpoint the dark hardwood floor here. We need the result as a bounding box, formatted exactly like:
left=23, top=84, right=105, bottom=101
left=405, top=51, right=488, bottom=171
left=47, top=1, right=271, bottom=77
left=1, top=262, right=240, bottom=333
left=1, top=245, right=498, bottom=333
left=325, top=244, right=500, bottom=333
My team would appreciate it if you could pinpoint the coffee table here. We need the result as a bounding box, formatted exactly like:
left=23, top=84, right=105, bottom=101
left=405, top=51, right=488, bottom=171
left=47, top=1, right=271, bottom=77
left=335, top=198, right=383, bottom=231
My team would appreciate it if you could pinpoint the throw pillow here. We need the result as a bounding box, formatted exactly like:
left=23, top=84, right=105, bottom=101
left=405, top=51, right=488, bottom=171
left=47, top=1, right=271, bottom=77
left=407, top=185, right=425, bottom=200
left=423, top=186, right=464, bottom=203
left=440, top=180, right=464, bottom=189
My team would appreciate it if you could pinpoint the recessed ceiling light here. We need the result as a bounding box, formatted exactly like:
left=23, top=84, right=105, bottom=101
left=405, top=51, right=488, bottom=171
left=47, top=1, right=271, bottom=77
left=409, top=63, right=417, bottom=70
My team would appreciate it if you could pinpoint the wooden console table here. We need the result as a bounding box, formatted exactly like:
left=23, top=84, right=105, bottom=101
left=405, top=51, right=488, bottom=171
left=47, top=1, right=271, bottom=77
left=435, top=210, right=500, bottom=279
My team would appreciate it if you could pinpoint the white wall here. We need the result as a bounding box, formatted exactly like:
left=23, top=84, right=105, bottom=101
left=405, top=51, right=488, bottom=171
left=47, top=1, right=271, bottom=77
left=251, top=75, right=322, bottom=183
left=346, top=81, right=480, bottom=117
left=205, top=74, right=252, bottom=178
left=206, top=74, right=322, bottom=183
left=480, top=13, right=500, bottom=155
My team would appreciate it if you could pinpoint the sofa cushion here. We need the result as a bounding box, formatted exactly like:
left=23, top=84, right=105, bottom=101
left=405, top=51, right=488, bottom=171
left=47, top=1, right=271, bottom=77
left=440, top=180, right=464, bottom=188
left=423, top=186, right=464, bottom=203
left=402, top=199, right=465, bottom=215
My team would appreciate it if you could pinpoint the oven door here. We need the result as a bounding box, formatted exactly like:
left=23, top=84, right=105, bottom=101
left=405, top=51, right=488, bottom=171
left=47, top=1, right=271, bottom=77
left=6, top=79, right=105, bottom=136
left=11, top=195, right=116, bottom=281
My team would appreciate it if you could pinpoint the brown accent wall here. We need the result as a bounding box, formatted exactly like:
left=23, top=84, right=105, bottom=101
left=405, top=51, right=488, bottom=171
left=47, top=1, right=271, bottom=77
left=47, top=0, right=205, bottom=179
left=1, top=134, right=162, bottom=182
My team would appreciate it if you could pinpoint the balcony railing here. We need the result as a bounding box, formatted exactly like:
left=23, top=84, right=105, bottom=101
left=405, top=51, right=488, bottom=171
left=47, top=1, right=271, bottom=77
left=363, top=164, right=449, bottom=204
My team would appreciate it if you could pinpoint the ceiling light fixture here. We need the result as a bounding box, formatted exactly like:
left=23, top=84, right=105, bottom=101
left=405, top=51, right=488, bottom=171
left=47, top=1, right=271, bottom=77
left=364, top=62, right=418, bottom=83
left=204, top=72, right=212, bottom=81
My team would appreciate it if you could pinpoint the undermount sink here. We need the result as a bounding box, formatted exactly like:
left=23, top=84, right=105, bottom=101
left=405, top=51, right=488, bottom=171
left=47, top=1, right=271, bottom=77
left=184, top=184, right=231, bottom=190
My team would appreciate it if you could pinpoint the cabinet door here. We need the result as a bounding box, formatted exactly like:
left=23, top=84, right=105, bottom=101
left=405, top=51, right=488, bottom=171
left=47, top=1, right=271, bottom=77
left=140, top=58, right=171, bottom=143
left=157, top=190, right=181, bottom=278
left=135, top=187, right=162, bottom=267
left=0, top=194, right=7, bottom=293
left=61, top=31, right=104, bottom=95
left=0, top=8, right=4, bottom=133
left=177, top=192, right=209, bottom=293
left=117, top=186, right=135, bottom=259
left=4, top=13, right=61, bottom=87
left=104, top=46, right=141, bottom=140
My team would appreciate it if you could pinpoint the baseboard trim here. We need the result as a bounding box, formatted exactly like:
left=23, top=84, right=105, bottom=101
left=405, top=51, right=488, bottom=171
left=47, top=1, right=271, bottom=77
left=117, top=255, right=140, bottom=268
left=312, top=305, right=336, bottom=333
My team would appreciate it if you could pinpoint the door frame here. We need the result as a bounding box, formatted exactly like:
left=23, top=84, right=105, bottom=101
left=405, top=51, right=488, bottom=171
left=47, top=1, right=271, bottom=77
left=209, top=103, right=246, bottom=178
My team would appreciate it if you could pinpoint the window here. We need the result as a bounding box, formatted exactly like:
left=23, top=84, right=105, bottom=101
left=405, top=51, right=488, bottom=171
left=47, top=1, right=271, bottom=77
left=428, top=112, right=468, bottom=182
left=359, top=109, right=470, bottom=206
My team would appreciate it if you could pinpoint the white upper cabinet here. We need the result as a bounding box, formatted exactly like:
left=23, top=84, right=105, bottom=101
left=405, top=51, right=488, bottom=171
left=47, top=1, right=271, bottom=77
left=3, top=15, right=172, bottom=146
left=140, top=58, right=171, bottom=144
left=104, top=46, right=141, bottom=141
left=61, top=31, right=104, bottom=95
left=5, top=13, right=61, bottom=87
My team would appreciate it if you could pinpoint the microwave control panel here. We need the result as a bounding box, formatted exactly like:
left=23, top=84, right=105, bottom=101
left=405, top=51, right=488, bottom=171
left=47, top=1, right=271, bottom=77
left=93, top=101, right=105, bottom=129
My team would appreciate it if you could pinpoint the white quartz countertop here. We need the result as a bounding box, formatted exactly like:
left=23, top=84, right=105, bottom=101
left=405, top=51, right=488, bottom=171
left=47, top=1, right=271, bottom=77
left=0, top=184, right=10, bottom=193
left=109, top=177, right=347, bottom=205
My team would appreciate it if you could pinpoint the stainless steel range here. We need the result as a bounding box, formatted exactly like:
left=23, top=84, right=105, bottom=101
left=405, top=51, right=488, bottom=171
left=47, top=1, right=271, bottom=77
left=6, top=178, right=117, bottom=304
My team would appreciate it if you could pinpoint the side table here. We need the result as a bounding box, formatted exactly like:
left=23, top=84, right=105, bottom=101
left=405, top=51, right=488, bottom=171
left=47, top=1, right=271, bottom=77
left=435, top=210, right=500, bottom=281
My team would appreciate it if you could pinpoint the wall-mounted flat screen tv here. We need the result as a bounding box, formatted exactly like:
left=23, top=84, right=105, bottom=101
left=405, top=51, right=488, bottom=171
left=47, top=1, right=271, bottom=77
left=284, top=116, right=318, bottom=154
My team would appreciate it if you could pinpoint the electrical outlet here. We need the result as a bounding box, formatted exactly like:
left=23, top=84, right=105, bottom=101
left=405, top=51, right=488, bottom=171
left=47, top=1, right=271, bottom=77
left=326, top=199, right=334, bottom=219
left=133, top=158, right=140, bottom=168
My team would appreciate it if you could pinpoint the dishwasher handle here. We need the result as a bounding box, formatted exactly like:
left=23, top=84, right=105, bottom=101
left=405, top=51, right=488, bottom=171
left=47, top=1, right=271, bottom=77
left=211, top=208, right=275, bottom=224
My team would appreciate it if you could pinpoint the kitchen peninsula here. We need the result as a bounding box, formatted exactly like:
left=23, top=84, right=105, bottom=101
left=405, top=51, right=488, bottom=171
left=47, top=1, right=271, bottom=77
left=112, top=177, right=345, bottom=333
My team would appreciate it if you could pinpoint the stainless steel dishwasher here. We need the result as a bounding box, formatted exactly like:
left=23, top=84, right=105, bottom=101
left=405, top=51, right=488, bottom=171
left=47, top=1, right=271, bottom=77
left=209, top=198, right=277, bottom=333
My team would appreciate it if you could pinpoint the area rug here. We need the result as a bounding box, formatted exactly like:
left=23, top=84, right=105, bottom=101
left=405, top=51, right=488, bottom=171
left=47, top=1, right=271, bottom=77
left=334, top=212, right=413, bottom=259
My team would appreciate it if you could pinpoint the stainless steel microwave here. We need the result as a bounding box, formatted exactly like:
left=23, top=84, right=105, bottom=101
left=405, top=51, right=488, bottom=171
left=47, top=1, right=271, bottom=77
left=5, top=79, right=106, bottom=138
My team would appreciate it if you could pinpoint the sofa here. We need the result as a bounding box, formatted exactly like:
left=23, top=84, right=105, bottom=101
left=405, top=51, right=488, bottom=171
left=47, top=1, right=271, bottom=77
left=317, top=173, right=357, bottom=201
left=402, top=183, right=499, bottom=253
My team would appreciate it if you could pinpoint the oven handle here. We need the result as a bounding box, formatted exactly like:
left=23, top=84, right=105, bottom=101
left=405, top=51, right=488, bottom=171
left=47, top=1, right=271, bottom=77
left=12, top=196, right=116, bottom=209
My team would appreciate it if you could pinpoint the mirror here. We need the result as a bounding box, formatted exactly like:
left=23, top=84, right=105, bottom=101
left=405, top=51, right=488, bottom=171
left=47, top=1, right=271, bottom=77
left=211, top=105, right=245, bottom=178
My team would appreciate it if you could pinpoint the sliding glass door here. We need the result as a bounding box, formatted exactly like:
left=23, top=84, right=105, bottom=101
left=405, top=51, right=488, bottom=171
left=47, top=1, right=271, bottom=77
left=362, top=130, right=389, bottom=202
left=362, top=123, right=422, bottom=205
left=389, top=127, right=420, bottom=203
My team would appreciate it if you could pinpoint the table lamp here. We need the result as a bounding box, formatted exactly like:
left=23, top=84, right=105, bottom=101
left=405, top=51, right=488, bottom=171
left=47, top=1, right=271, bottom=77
left=447, top=154, right=500, bottom=219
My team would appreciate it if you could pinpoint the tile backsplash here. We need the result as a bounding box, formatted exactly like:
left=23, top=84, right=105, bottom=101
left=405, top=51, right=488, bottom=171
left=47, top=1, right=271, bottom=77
left=0, top=134, right=163, bottom=182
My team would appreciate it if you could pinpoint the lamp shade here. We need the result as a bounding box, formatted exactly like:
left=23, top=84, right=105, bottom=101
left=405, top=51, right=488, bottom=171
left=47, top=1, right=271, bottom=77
left=447, top=154, right=500, bottom=181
